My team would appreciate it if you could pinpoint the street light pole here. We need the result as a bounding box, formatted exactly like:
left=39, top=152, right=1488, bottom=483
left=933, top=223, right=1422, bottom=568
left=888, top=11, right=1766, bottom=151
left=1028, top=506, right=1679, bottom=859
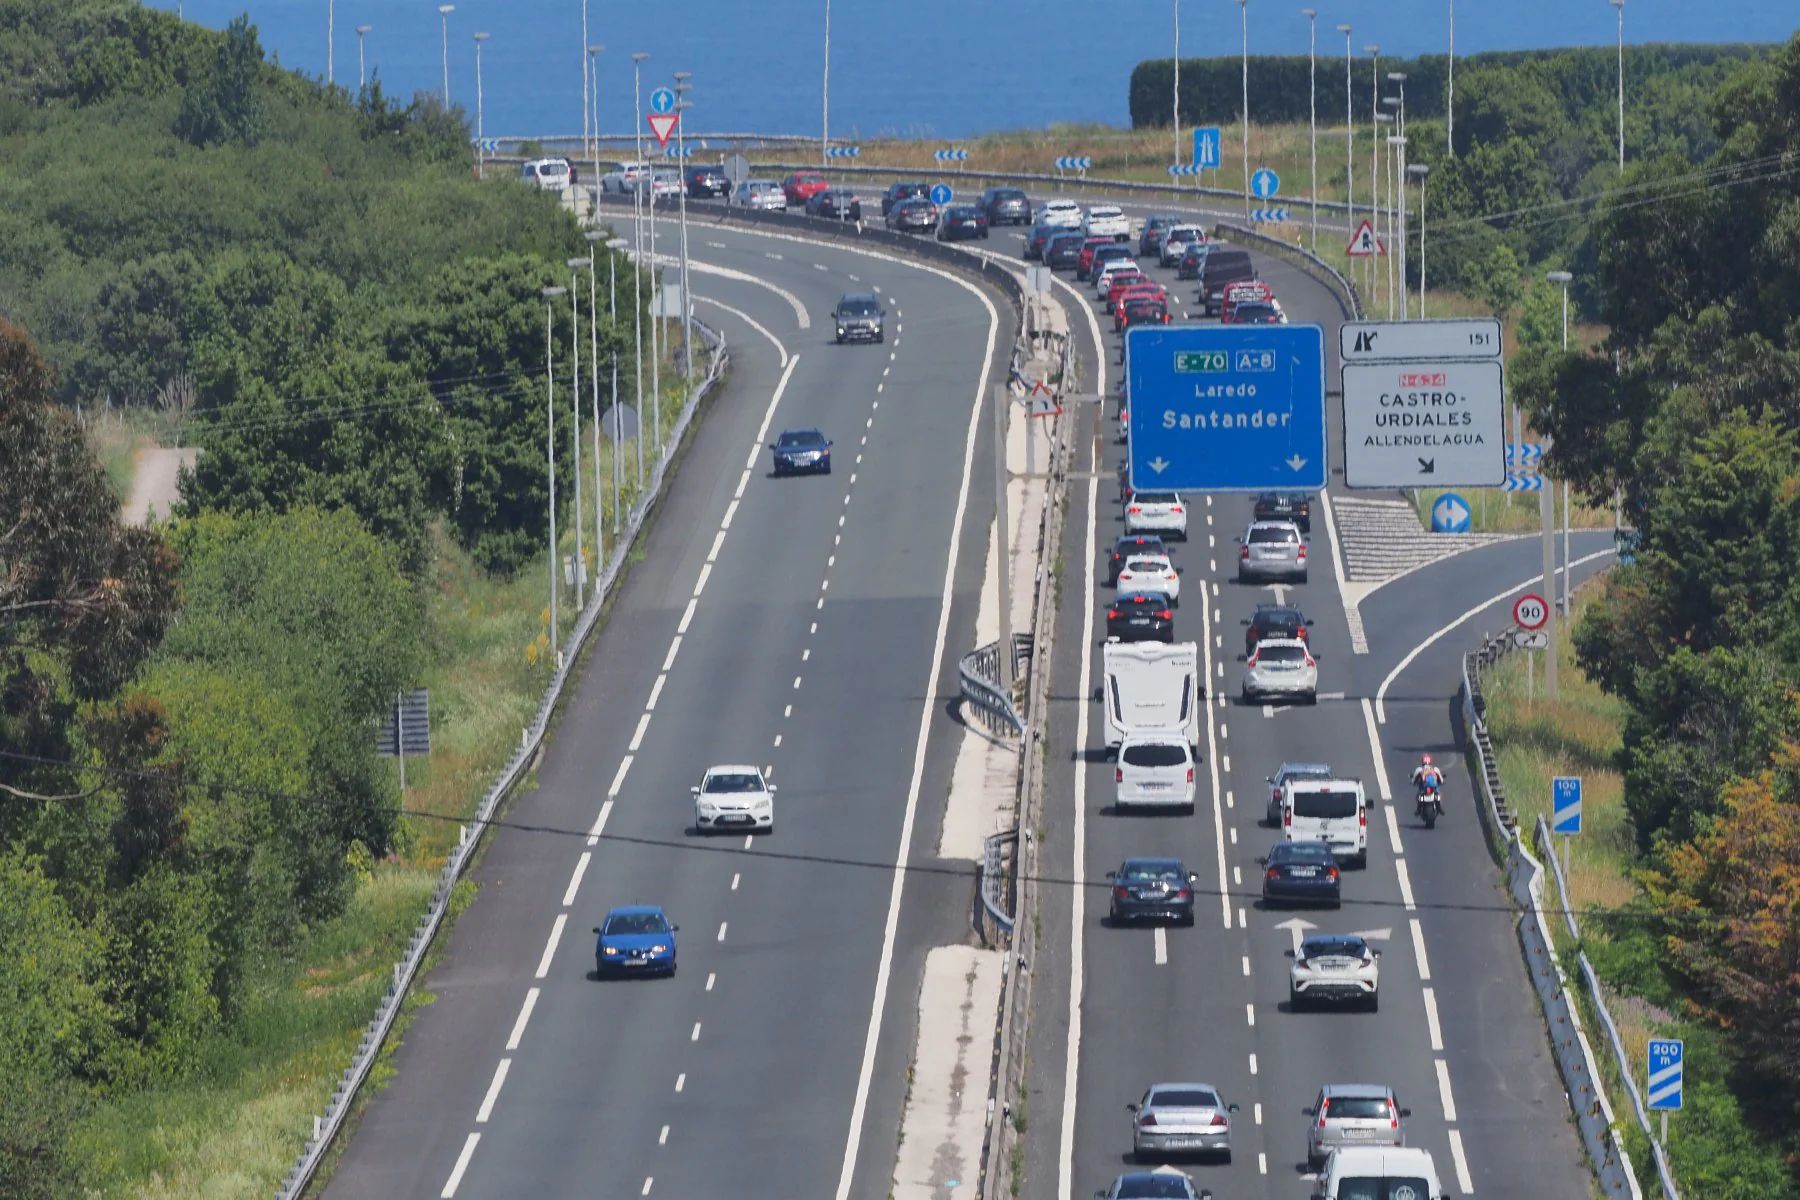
left=1373, top=110, right=1392, bottom=315
left=1611, top=0, right=1626, bottom=171
left=588, top=45, right=605, bottom=208
left=355, top=24, right=371, bottom=93
left=567, top=259, right=591, bottom=609
left=542, top=285, right=567, bottom=656
left=604, top=236, right=630, bottom=537
left=472, top=32, right=489, bottom=176
left=1236, top=0, right=1250, bottom=220
left=674, top=82, right=695, bottom=394
left=1390, top=135, right=1408, bottom=320
left=1548, top=269, right=1574, bottom=617
left=581, top=0, right=592, bottom=173
left=631, top=53, right=658, bottom=476
left=1172, top=0, right=1182, bottom=174
left=1302, top=8, right=1317, bottom=251
left=1409, top=162, right=1430, bottom=317
left=1381, top=101, right=1400, bottom=315
left=437, top=4, right=454, bottom=108
left=327, top=0, right=334, bottom=86
left=1447, top=0, right=1457, bottom=155
left=583, top=234, right=608, bottom=591
left=821, top=0, right=832, bottom=166
left=1387, top=71, right=1408, bottom=145
left=1338, top=24, right=1353, bottom=248
left=1365, top=45, right=1381, bottom=303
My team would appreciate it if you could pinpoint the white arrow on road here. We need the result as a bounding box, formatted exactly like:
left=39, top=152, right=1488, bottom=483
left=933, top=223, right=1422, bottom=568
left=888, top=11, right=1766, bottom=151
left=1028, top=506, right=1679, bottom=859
left=1147, top=456, right=1170, bottom=474
left=1268, top=584, right=1289, bottom=605
left=1274, top=916, right=1318, bottom=956
left=1285, top=454, right=1308, bottom=472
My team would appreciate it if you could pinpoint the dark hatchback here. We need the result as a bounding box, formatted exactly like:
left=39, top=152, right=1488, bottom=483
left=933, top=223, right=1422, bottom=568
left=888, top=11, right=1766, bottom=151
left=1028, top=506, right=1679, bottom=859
left=1260, top=840, right=1342, bottom=908
left=937, top=204, right=990, bottom=241
left=1082, top=243, right=1133, bottom=282
left=886, top=197, right=937, bottom=233
left=805, top=188, right=862, bottom=220
left=1244, top=603, right=1313, bottom=657
left=981, top=186, right=1033, bottom=225
left=1107, top=858, right=1199, bottom=925
left=1253, top=491, right=1313, bottom=531
left=1107, top=533, right=1168, bottom=586
left=1107, top=591, right=1175, bottom=643
left=1200, top=249, right=1257, bottom=314
left=684, top=164, right=730, bottom=198
left=1045, top=232, right=1087, bottom=270
left=1024, top=223, right=1064, bottom=259
left=1138, top=213, right=1180, bottom=257
left=881, top=180, right=929, bottom=215
left=770, top=428, right=832, bottom=476
left=833, top=292, right=885, bottom=343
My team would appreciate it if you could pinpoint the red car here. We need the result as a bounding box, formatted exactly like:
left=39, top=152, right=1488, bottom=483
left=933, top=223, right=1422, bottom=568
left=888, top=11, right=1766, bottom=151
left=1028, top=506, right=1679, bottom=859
left=1106, top=271, right=1151, bottom=307
left=1075, top=236, right=1116, bottom=278
left=1120, top=296, right=1173, bottom=329
left=1113, top=284, right=1167, bottom=328
left=781, top=171, right=829, bottom=207
left=1218, top=280, right=1274, bottom=323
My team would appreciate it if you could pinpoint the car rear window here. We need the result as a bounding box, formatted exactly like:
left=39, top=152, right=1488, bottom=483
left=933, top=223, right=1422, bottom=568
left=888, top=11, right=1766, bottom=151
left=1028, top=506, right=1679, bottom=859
left=994, top=189, right=1025, bottom=201
left=1150, top=1088, right=1219, bottom=1108
left=1293, top=789, right=1360, bottom=819
left=1324, top=1097, right=1391, bottom=1119
left=1118, top=1179, right=1193, bottom=1199
left=1338, top=1177, right=1429, bottom=1200
left=1122, top=742, right=1188, bottom=768
left=1256, top=645, right=1308, bottom=665
left=1303, top=936, right=1368, bottom=958
left=1121, top=862, right=1183, bottom=882
left=1250, top=526, right=1298, bottom=544
left=1234, top=303, right=1278, bottom=320
left=1136, top=492, right=1178, bottom=505
left=704, top=773, right=763, bottom=793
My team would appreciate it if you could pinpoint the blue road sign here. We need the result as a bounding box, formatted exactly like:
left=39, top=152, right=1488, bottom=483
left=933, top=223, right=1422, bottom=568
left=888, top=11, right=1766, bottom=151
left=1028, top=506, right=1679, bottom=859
left=1503, top=471, right=1543, bottom=492
left=472, top=137, right=500, bottom=153
left=1168, top=163, right=1202, bottom=177
left=933, top=148, right=969, bottom=163
left=1124, top=325, right=1327, bottom=493
left=1055, top=155, right=1092, bottom=172
left=1648, top=1039, right=1683, bottom=1111
left=1506, top=442, right=1544, bottom=467
left=929, top=183, right=953, bottom=206
left=1552, top=776, right=1582, bottom=835
left=826, top=145, right=861, bottom=159
left=1193, top=127, right=1222, bottom=169
left=1251, top=167, right=1281, bottom=199
left=648, top=87, right=676, bottom=115
left=1251, top=207, right=1291, bottom=224
left=1430, top=493, right=1472, bottom=534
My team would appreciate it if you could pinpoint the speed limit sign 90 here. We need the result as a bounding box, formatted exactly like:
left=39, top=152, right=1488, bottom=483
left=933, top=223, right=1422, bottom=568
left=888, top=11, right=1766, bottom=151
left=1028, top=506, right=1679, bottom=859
left=1513, top=593, right=1550, bottom=630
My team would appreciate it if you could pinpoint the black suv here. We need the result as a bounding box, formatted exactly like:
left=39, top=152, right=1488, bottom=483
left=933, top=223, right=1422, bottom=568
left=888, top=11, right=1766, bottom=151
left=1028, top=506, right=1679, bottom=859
left=1243, top=604, right=1313, bottom=658
left=881, top=181, right=929, bottom=216
left=684, top=164, right=730, bottom=198
left=981, top=186, right=1032, bottom=226
left=806, top=189, right=862, bottom=221
left=1253, top=492, right=1313, bottom=531
left=833, top=292, right=885, bottom=344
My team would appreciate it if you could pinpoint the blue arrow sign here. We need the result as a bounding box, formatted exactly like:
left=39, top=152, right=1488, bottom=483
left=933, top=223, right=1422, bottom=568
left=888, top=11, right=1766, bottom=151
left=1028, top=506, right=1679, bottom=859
left=1055, top=155, right=1092, bottom=171
left=648, top=86, right=676, bottom=115
left=1503, top=471, right=1543, bottom=492
left=933, top=148, right=968, bottom=162
left=1124, top=324, right=1327, bottom=493
left=1168, top=163, right=1202, bottom=177
left=826, top=145, right=861, bottom=159
left=471, top=137, right=501, bottom=153
left=1193, top=126, right=1221, bottom=169
left=1552, top=776, right=1582, bottom=835
left=1647, top=1039, right=1683, bottom=1111
left=929, top=182, right=953, bottom=206
left=1507, top=441, right=1544, bottom=466
left=1251, top=167, right=1281, bottom=199
left=1430, top=492, right=1472, bottom=534
left=1251, top=207, right=1291, bottom=223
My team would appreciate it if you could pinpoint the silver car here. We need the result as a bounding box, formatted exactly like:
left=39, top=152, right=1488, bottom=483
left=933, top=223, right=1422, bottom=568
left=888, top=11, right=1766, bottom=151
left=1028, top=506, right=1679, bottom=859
left=1242, top=638, right=1317, bottom=704
left=1126, top=491, right=1188, bottom=541
left=732, top=179, right=787, bottom=211
left=1289, top=934, right=1382, bottom=1011
left=1236, top=520, right=1307, bottom=582
left=1160, top=225, right=1205, bottom=266
left=1265, top=761, right=1333, bottom=825
left=1129, top=1082, right=1239, bottom=1162
left=1306, top=1083, right=1410, bottom=1166
left=691, top=764, right=775, bottom=833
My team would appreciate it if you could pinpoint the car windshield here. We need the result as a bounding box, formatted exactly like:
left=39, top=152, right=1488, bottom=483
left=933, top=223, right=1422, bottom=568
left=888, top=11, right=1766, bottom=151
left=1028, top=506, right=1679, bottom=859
left=1293, top=789, right=1359, bottom=819
left=1255, top=645, right=1309, bottom=665
left=1120, top=862, right=1183, bottom=882
left=993, top=189, right=1025, bottom=201
left=605, top=912, right=668, bottom=935
left=1337, top=1177, right=1430, bottom=1200
left=1117, top=1178, right=1195, bottom=1199
left=704, top=773, right=764, bottom=793
left=1302, top=937, right=1369, bottom=959
left=1250, top=526, right=1298, bottom=544
left=839, top=300, right=879, bottom=316
left=1122, top=742, right=1187, bottom=768
left=1325, top=1095, right=1391, bottom=1118
left=777, top=432, right=825, bottom=449
left=1149, top=1088, right=1219, bottom=1108
left=1258, top=608, right=1303, bottom=627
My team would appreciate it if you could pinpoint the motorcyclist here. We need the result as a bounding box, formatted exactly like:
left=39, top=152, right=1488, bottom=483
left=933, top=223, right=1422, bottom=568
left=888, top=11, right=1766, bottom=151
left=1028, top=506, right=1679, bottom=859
left=1411, top=755, right=1444, bottom=796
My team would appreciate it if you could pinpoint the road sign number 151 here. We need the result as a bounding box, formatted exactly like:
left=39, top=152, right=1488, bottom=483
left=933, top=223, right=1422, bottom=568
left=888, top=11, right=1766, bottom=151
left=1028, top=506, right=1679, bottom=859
left=1175, top=350, right=1228, bottom=373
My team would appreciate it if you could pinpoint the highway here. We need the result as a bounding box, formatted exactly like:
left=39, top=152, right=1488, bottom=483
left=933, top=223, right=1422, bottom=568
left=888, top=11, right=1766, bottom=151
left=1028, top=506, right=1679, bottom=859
left=324, top=218, right=1013, bottom=1198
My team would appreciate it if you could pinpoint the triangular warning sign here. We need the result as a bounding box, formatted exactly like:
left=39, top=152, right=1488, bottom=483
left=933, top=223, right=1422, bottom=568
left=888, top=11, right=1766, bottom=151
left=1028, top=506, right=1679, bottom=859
left=1345, top=219, right=1386, bottom=258
left=647, top=112, right=679, bottom=148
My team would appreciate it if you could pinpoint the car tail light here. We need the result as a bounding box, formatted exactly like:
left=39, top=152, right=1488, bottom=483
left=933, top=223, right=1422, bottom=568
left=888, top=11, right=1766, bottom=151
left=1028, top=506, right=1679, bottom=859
left=1113, top=886, right=1130, bottom=901
left=1170, top=505, right=1183, bottom=514
left=1284, top=807, right=1292, bottom=830
left=1360, top=807, right=1368, bottom=828
left=1327, top=866, right=1340, bottom=880
left=1305, top=653, right=1317, bottom=668
left=1319, top=1099, right=1330, bottom=1128
left=1115, top=767, right=1124, bottom=784
left=1248, top=652, right=1260, bottom=669
left=1240, top=545, right=1250, bottom=560
left=1175, top=887, right=1191, bottom=899
left=1210, top=1113, right=1229, bottom=1128
left=1107, top=609, right=1121, bottom=620
left=1157, top=610, right=1173, bottom=620
left=1139, top=1112, right=1156, bottom=1127
left=1186, top=767, right=1195, bottom=783
left=1128, top=505, right=1141, bottom=514
left=1266, top=867, right=1281, bottom=881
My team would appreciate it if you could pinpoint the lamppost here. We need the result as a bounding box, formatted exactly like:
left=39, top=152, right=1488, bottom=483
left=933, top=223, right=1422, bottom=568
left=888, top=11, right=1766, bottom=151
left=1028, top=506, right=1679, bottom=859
left=436, top=4, right=454, bottom=108
left=587, top=45, right=605, bottom=200
left=821, top=0, right=832, bottom=166
left=1302, top=7, right=1318, bottom=250
left=630, top=53, right=658, bottom=469
left=1387, top=71, right=1408, bottom=143
left=581, top=0, right=593, bottom=172
left=1408, top=162, right=1430, bottom=317
left=1610, top=0, right=1626, bottom=171
left=1172, top=0, right=1182, bottom=174
left=674, top=80, right=695, bottom=393
left=472, top=32, right=489, bottom=176
left=327, top=0, right=335, bottom=86
left=1236, top=0, right=1250, bottom=220
left=582, top=234, right=608, bottom=588
left=604, top=236, right=633, bottom=526
left=1372, top=110, right=1392, bottom=312
left=567, top=258, right=591, bottom=609
left=355, top=23, right=371, bottom=93
left=1547, top=270, right=1575, bottom=614
left=541, top=285, right=567, bottom=655
left=1365, top=45, right=1381, bottom=301
left=1447, top=0, right=1457, bottom=155
left=1390, top=134, right=1408, bottom=320
left=1381, top=99, right=1401, bottom=315
left=1338, top=24, right=1353, bottom=245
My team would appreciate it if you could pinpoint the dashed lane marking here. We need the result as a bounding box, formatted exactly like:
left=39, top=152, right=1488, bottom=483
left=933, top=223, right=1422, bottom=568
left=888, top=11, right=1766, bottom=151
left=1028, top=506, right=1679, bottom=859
left=1448, top=1130, right=1475, bottom=1195
left=690, top=1022, right=702, bottom=1042
left=1410, top=919, right=1432, bottom=980
left=662, top=638, right=681, bottom=671
left=588, top=799, right=613, bottom=845
left=534, top=914, right=565, bottom=979
left=506, top=989, right=538, bottom=1051
left=659, top=1125, right=670, bottom=1145
left=675, top=1073, right=685, bottom=1092
left=1435, top=1059, right=1458, bottom=1121
left=607, top=755, right=633, bottom=797
left=1423, top=986, right=1444, bottom=1051
left=646, top=673, right=666, bottom=710
left=475, top=1058, right=510, bottom=1123
left=628, top=712, right=651, bottom=752
left=1153, top=927, right=1168, bottom=966
left=561, top=852, right=590, bottom=906
left=1396, top=858, right=1417, bottom=911
left=440, top=1133, right=480, bottom=1198
left=678, top=597, right=697, bottom=634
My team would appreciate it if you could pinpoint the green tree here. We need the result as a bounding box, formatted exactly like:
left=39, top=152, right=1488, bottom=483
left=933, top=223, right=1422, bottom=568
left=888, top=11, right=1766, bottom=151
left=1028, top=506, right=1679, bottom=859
left=174, top=13, right=265, bottom=148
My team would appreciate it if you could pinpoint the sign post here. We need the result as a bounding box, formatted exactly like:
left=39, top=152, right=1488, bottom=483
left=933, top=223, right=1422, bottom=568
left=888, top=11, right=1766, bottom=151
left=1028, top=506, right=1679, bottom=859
left=1515, top=593, right=1549, bottom=711
left=1552, top=775, right=1581, bottom=887
left=1648, top=1037, right=1684, bottom=1145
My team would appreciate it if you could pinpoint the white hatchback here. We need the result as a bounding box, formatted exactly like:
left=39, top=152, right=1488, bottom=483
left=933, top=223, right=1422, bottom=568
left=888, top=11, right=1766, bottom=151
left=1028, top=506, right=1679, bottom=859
left=1083, top=204, right=1130, bottom=241
left=1125, top=491, right=1188, bottom=540
left=1038, top=198, right=1083, bottom=228
left=1116, top=553, right=1179, bottom=605
left=691, top=764, right=775, bottom=834
left=1115, top=731, right=1196, bottom=813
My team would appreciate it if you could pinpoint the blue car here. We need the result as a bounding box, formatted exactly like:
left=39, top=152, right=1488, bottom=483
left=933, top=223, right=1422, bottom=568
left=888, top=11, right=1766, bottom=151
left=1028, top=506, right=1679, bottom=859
left=592, top=905, right=679, bottom=977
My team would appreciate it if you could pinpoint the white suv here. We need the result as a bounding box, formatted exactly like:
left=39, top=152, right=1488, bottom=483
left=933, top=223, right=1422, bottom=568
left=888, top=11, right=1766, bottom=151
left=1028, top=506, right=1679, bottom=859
left=691, top=764, right=775, bottom=834
left=1115, top=730, right=1196, bottom=813
left=1116, top=552, right=1179, bottom=605
left=1125, top=491, right=1187, bottom=540
left=1083, top=204, right=1130, bottom=241
left=520, top=157, right=572, bottom=191
left=1038, top=198, right=1083, bottom=229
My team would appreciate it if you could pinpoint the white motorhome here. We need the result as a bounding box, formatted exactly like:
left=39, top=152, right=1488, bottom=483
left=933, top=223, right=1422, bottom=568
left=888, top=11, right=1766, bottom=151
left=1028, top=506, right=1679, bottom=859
left=1314, top=1145, right=1450, bottom=1200
left=1102, top=640, right=1201, bottom=754
left=1282, top=775, right=1368, bottom=868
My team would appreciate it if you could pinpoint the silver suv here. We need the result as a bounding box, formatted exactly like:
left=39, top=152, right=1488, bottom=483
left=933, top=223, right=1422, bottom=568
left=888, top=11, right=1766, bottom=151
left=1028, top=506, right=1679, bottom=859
left=1306, top=1083, right=1410, bottom=1166
left=1236, top=520, right=1307, bottom=583
left=833, top=292, right=885, bottom=344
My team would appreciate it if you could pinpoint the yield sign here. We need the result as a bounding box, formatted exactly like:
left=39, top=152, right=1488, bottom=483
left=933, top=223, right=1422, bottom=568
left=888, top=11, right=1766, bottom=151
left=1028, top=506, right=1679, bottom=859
left=647, top=112, right=679, bottom=148
left=1345, top=219, right=1385, bottom=257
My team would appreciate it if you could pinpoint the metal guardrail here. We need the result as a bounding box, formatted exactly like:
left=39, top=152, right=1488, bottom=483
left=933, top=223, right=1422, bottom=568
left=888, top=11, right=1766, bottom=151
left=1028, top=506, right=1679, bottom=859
left=978, top=829, right=1019, bottom=940
left=274, top=321, right=730, bottom=1200
left=958, top=635, right=1031, bottom=739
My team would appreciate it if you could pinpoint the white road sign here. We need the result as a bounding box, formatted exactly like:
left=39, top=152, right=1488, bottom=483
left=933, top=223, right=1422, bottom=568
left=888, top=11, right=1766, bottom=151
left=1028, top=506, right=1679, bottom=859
left=1341, top=358, right=1506, bottom=488
left=1340, top=318, right=1504, bottom=362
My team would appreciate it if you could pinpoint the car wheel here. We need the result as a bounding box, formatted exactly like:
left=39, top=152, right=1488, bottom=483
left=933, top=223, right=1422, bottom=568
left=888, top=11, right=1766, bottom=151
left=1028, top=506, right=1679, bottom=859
left=1304, top=692, right=1318, bottom=706
left=1367, top=991, right=1380, bottom=1013
left=1217, top=1149, right=1232, bottom=1165
left=1353, top=851, right=1367, bottom=870
left=876, top=332, right=885, bottom=343
left=1289, top=984, right=1302, bottom=1010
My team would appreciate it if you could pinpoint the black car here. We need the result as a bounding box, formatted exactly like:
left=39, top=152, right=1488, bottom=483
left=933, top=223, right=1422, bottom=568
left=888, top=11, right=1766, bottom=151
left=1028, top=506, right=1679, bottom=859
left=833, top=292, right=885, bottom=343
left=1200, top=249, right=1256, bottom=314
left=805, top=189, right=862, bottom=221
left=1260, top=840, right=1342, bottom=908
left=1243, top=603, right=1313, bottom=658
left=1107, top=858, right=1198, bottom=925
left=1177, top=241, right=1211, bottom=280
left=1138, top=213, right=1180, bottom=257
left=1106, top=591, right=1174, bottom=643
left=1023, top=222, right=1063, bottom=259
left=769, top=428, right=832, bottom=476
left=1107, top=533, right=1168, bottom=586
left=937, top=204, right=989, bottom=241
left=684, top=164, right=730, bottom=198
left=980, top=186, right=1032, bottom=226
left=1253, top=491, right=1313, bottom=532
left=886, top=196, right=937, bottom=233
left=880, top=180, right=929, bottom=216
left=1044, top=232, right=1086, bottom=270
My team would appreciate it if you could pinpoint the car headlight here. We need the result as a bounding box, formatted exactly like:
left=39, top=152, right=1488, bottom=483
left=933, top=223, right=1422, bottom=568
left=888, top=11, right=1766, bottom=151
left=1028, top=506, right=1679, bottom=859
left=649, top=944, right=670, bottom=954
left=603, top=946, right=621, bottom=956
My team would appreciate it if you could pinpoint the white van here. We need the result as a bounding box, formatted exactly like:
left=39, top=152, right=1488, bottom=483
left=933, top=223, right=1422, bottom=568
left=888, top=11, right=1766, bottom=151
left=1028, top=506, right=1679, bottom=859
left=1103, top=640, right=1200, bottom=753
left=1314, top=1145, right=1451, bottom=1200
left=519, top=157, right=572, bottom=191
left=1282, top=776, right=1368, bottom=868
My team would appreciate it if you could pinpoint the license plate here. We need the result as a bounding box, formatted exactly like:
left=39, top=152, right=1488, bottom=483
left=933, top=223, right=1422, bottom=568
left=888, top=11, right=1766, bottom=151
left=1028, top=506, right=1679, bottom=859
left=1164, top=1137, right=1203, bottom=1148
left=623, top=957, right=649, bottom=967
left=1290, top=867, right=1318, bottom=877
left=1139, top=782, right=1170, bottom=791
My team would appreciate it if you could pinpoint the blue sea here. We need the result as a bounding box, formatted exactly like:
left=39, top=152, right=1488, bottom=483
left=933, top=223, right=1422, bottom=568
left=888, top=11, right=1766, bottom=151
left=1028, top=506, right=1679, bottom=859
left=154, top=1, right=1796, bottom=141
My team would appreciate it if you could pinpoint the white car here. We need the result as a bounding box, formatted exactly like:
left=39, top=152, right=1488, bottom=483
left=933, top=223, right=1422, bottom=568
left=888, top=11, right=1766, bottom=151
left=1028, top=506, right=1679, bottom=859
left=519, top=157, right=572, bottom=191
left=1161, top=225, right=1206, bottom=265
left=600, top=160, right=651, bottom=193
left=1243, top=638, right=1319, bottom=704
left=644, top=169, right=682, bottom=199
left=1115, top=730, right=1196, bottom=813
left=1125, top=490, right=1187, bottom=540
left=1289, top=933, right=1381, bottom=1011
left=733, top=178, right=787, bottom=211
left=1093, top=258, right=1142, bottom=296
left=691, top=764, right=775, bottom=834
left=1038, top=198, right=1083, bottom=229
left=1083, top=204, right=1130, bottom=241
left=1116, top=553, right=1179, bottom=604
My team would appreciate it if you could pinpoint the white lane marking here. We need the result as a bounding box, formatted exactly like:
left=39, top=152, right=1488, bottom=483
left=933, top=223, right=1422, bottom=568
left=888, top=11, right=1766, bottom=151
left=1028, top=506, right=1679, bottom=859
left=1153, top=927, right=1168, bottom=966
left=506, top=988, right=538, bottom=1051
left=1375, top=546, right=1617, bottom=722
left=588, top=799, right=613, bottom=846
left=1238, top=907, right=1247, bottom=928
left=1259, top=1153, right=1268, bottom=1176
left=1254, top=1101, right=1263, bottom=1124
left=848, top=273, right=860, bottom=281
left=813, top=261, right=830, bottom=271
left=1229, top=827, right=1237, bottom=845
left=804, top=646, right=813, bottom=660
left=1198, top=503, right=1229, bottom=932
left=1448, top=1129, right=1475, bottom=1194
left=731, top=872, right=741, bottom=890
left=1384, top=804, right=1403, bottom=852
left=675, top=1072, right=685, bottom=1092
left=773, top=733, right=782, bottom=747
left=475, top=1058, right=510, bottom=1123
left=562, top=852, right=590, bottom=907
left=1422, top=986, right=1444, bottom=1051
left=1242, top=955, right=1251, bottom=976
left=628, top=712, right=651, bottom=752
left=659, top=1124, right=670, bottom=1145
left=1396, top=858, right=1417, bottom=911
left=1245, top=1003, right=1255, bottom=1027
left=1220, top=724, right=1229, bottom=741
left=707, top=529, right=727, bottom=562
left=835, top=247, right=1002, bottom=1200
left=678, top=597, right=697, bottom=634
left=1263, top=704, right=1275, bottom=718
left=1212, top=582, right=1220, bottom=597
left=607, top=758, right=632, bottom=798
left=744, top=443, right=764, bottom=472
left=733, top=472, right=748, bottom=501
left=693, top=293, right=790, bottom=368
left=1361, top=698, right=1394, bottom=800
left=1249, top=1052, right=1259, bottom=1075
left=691, top=1022, right=702, bottom=1042
left=1232, top=864, right=1241, bottom=885
left=1411, top=918, right=1432, bottom=980
left=646, top=673, right=666, bottom=710
left=693, top=562, right=713, bottom=597
left=722, top=498, right=738, bottom=529
left=1223, top=754, right=1231, bottom=773
left=441, top=1132, right=480, bottom=1198
left=717, top=921, right=729, bottom=942
left=793, top=675, right=803, bottom=689
left=877, top=382, right=884, bottom=393
left=1435, top=1058, right=1458, bottom=1121
left=662, top=638, right=681, bottom=671
left=1208, top=533, right=1216, bottom=548
left=706, top=971, right=717, bottom=991
left=534, top=913, right=566, bottom=979
left=642, top=1178, right=654, bottom=1197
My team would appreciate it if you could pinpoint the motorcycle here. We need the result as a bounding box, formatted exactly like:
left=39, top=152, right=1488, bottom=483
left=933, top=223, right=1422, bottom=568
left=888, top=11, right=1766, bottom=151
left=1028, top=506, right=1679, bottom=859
left=1415, top=785, right=1444, bottom=829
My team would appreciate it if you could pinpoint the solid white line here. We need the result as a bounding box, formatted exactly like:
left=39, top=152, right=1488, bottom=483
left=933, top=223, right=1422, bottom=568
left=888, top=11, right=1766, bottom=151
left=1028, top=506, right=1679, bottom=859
left=628, top=712, right=651, bottom=753
left=1374, top=546, right=1616, bottom=722
left=1361, top=698, right=1393, bottom=800
left=607, top=757, right=632, bottom=797
left=506, top=988, right=538, bottom=1051
left=1318, top=487, right=1351, bottom=594
left=1448, top=1129, right=1475, bottom=1194
left=678, top=597, right=697, bottom=634
left=535, top=914, right=566, bottom=979
left=834, top=248, right=1001, bottom=1200
left=588, top=799, right=613, bottom=846
left=693, top=562, right=713, bottom=597
left=440, top=1132, right=480, bottom=1198
left=1384, top=804, right=1403, bottom=853
left=1396, top=858, right=1417, bottom=911
left=1422, top=986, right=1444, bottom=1051
left=1153, top=926, right=1168, bottom=966
left=646, top=673, right=666, bottom=710
left=475, top=1058, right=510, bottom=1123
left=692, top=293, right=789, bottom=368
left=1411, top=918, right=1432, bottom=980
left=1435, top=1058, right=1458, bottom=1121
left=662, top=638, right=681, bottom=671
left=561, top=852, right=590, bottom=907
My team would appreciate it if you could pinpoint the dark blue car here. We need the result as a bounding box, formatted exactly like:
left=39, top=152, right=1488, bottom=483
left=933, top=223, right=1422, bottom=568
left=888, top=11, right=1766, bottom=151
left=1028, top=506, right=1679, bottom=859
left=1260, top=840, right=1341, bottom=908
left=593, top=905, right=679, bottom=977
left=1107, top=858, right=1198, bottom=925
left=770, top=428, right=832, bottom=476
